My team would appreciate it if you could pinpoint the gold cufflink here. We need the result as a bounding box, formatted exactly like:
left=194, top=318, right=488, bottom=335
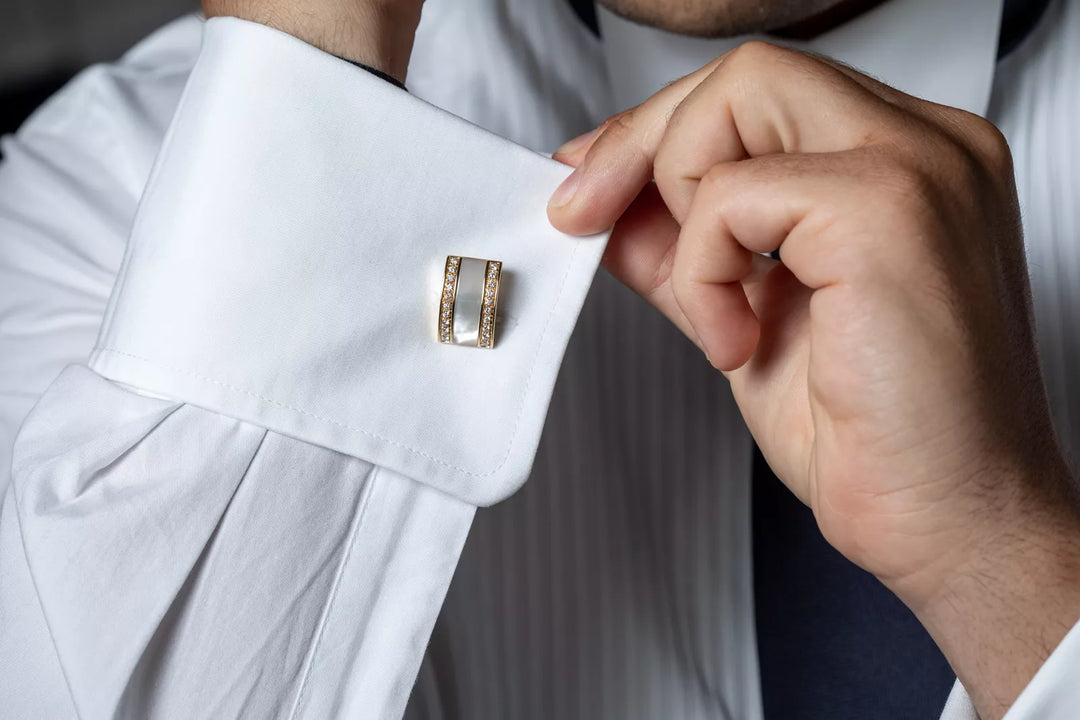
left=438, top=255, right=502, bottom=348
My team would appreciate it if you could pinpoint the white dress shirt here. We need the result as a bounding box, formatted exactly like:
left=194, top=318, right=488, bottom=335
left=0, top=1, right=1077, bottom=719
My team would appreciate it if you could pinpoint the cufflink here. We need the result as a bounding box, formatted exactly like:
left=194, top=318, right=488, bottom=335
left=438, top=255, right=502, bottom=348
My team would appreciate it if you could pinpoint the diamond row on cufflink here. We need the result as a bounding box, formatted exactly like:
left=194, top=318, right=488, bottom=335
left=479, top=260, right=501, bottom=348
left=438, top=256, right=461, bottom=344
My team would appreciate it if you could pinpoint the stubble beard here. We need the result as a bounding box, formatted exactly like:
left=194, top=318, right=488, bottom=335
left=597, top=0, right=850, bottom=37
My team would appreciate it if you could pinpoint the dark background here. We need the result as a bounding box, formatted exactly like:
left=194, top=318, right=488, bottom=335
left=0, top=0, right=197, bottom=136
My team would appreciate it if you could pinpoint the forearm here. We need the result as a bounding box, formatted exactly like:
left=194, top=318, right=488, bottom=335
left=202, top=0, right=423, bottom=81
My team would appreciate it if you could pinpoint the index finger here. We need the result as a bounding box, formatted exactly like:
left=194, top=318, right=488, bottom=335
left=546, top=55, right=724, bottom=236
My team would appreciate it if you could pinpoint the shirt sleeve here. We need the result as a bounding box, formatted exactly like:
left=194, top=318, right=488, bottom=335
left=3, top=16, right=606, bottom=720
left=0, top=16, right=203, bottom=718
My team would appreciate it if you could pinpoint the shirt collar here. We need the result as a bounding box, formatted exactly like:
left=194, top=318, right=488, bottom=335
left=598, top=0, right=1004, bottom=117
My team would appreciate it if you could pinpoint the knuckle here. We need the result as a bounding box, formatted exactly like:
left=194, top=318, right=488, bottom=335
left=967, top=117, right=1014, bottom=176
left=726, top=40, right=782, bottom=69
left=864, top=155, right=952, bottom=258
left=879, top=155, right=937, bottom=209
left=645, top=241, right=678, bottom=300
left=585, top=109, right=650, bottom=174
left=932, top=109, right=1015, bottom=185
left=865, top=151, right=971, bottom=270
left=699, top=163, right=734, bottom=198
left=587, top=109, right=650, bottom=171
left=600, top=109, right=638, bottom=144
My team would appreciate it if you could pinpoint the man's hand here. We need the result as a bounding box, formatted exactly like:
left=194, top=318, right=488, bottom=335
left=549, top=42, right=1080, bottom=718
left=202, top=0, right=422, bottom=82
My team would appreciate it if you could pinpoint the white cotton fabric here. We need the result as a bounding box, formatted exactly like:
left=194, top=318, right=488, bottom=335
left=1, top=15, right=606, bottom=720
left=10, top=367, right=475, bottom=720
left=91, top=19, right=607, bottom=507
left=1, top=1, right=1079, bottom=719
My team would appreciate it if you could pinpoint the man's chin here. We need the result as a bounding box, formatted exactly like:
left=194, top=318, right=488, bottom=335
left=596, top=0, right=848, bottom=38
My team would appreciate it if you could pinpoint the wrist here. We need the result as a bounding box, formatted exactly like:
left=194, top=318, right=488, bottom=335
left=202, top=0, right=422, bottom=82
left=896, top=462, right=1080, bottom=719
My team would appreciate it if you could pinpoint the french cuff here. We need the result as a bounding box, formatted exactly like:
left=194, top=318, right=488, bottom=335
left=89, top=17, right=608, bottom=507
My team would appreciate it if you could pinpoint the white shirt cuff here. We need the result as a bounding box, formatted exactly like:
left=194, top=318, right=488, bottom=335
left=89, top=16, right=608, bottom=507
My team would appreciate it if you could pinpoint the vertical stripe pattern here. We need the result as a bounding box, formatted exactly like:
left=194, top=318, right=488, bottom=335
left=992, top=0, right=1080, bottom=464
left=406, top=272, right=760, bottom=720
left=404, top=1, right=1080, bottom=718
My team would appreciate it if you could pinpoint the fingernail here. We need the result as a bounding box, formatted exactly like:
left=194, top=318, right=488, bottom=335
left=549, top=167, right=582, bottom=208
left=555, top=128, right=599, bottom=157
